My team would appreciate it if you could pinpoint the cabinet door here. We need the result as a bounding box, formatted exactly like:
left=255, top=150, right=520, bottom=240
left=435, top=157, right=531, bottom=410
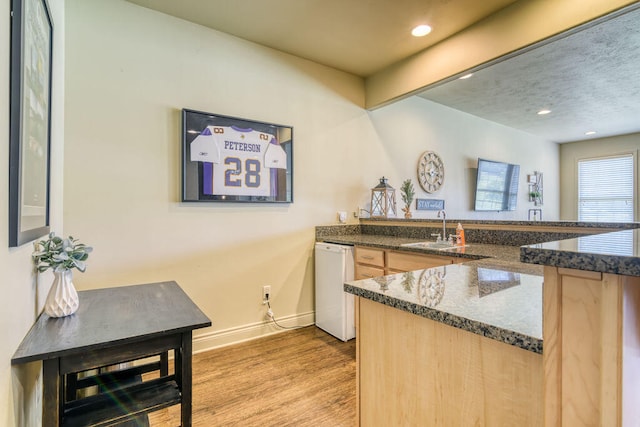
left=355, top=246, right=385, bottom=280
left=387, top=251, right=454, bottom=272
left=355, top=247, right=385, bottom=267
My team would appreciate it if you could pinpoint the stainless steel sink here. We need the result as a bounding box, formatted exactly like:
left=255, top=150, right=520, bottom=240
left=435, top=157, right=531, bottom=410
left=400, top=241, right=469, bottom=250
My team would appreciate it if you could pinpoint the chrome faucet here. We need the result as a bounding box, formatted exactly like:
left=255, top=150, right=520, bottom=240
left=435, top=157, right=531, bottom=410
left=437, top=209, right=446, bottom=241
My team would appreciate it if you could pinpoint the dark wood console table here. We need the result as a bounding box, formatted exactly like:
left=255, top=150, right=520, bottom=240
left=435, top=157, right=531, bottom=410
left=12, top=281, right=211, bottom=426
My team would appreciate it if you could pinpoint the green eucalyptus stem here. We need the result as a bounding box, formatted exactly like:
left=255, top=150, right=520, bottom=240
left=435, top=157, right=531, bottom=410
left=400, top=179, right=415, bottom=206
left=32, top=232, right=93, bottom=273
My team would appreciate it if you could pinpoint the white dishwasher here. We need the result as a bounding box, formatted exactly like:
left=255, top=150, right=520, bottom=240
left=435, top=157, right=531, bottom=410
left=314, top=242, right=356, bottom=341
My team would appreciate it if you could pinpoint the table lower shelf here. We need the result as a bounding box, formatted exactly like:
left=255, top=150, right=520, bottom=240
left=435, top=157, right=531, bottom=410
left=62, top=376, right=181, bottom=427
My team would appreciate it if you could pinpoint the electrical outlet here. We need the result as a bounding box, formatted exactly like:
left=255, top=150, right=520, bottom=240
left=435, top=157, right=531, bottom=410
left=262, top=285, right=271, bottom=303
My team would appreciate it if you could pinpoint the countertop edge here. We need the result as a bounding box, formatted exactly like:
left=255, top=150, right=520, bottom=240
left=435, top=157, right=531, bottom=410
left=520, top=246, right=640, bottom=277
left=344, top=284, right=543, bottom=354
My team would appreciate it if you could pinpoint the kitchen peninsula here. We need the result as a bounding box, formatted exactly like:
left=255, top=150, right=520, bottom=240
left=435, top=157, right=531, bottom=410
left=316, top=220, right=640, bottom=426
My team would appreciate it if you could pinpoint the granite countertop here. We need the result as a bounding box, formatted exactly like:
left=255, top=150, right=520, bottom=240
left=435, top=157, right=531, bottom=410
left=345, top=261, right=543, bottom=353
left=521, top=228, right=640, bottom=277
left=320, top=234, right=524, bottom=264
left=360, top=218, right=639, bottom=229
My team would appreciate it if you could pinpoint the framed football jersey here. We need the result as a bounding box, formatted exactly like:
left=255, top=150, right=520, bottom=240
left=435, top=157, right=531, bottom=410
left=182, top=109, right=293, bottom=203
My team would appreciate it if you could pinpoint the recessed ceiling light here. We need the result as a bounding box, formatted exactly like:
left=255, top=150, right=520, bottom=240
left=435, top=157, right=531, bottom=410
left=411, top=24, right=432, bottom=37
left=459, top=73, right=473, bottom=80
left=537, top=109, right=552, bottom=115
left=585, top=131, right=597, bottom=135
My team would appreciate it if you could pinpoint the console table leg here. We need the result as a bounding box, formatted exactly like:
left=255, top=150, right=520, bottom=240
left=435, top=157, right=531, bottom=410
left=42, top=358, right=61, bottom=427
left=160, top=351, right=169, bottom=377
left=179, top=331, right=193, bottom=426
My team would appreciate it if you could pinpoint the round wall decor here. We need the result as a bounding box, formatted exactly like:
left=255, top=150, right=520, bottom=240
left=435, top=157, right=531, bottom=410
left=417, top=151, right=444, bottom=193
left=417, top=269, right=445, bottom=307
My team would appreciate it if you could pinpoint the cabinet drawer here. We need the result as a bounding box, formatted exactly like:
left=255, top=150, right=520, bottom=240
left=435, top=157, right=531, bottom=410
left=355, top=247, right=385, bottom=267
left=355, top=265, right=385, bottom=280
left=387, top=251, right=453, bottom=271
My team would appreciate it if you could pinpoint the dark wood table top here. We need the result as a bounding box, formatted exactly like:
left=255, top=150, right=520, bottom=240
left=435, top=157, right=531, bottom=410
left=12, top=281, right=211, bottom=365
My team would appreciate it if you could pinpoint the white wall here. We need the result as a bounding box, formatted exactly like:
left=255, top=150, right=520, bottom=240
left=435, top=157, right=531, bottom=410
left=0, top=0, right=65, bottom=425
left=64, top=0, right=382, bottom=349
left=369, top=97, right=560, bottom=220
left=559, top=132, right=640, bottom=220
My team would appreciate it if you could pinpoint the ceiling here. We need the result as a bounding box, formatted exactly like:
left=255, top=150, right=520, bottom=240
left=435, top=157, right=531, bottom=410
left=125, top=0, right=518, bottom=77
left=417, top=4, right=640, bottom=143
left=125, top=0, right=640, bottom=144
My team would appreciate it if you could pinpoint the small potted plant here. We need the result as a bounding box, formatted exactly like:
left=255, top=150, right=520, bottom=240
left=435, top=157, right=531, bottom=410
left=529, top=190, right=542, bottom=205
left=400, top=179, right=415, bottom=219
left=33, top=232, right=93, bottom=317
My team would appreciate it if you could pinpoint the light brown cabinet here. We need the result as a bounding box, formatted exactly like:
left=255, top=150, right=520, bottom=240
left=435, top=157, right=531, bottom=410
left=543, top=266, right=640, bottom=426
left=354, top=246, right=459, bottom=280
left=355, top=297, right=543, bottom=426
left=354, top=247, right=385, bottom=280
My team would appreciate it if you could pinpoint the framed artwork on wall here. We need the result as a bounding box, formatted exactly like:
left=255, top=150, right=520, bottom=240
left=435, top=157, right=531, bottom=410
left=182, top=109, right=293, bottom=203
left=9, top=0, right=53, bottom=247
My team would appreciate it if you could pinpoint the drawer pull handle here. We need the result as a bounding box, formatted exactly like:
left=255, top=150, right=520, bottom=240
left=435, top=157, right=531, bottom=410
left=362, top=255, right=374, bottom=260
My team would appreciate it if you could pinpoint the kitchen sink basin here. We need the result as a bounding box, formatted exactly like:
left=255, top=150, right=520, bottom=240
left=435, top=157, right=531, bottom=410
left=400, top=241, right=469, bottom=250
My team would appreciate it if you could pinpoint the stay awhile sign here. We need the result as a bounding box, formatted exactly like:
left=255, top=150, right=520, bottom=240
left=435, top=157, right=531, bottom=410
left=415, top=198, right=445, bottom=211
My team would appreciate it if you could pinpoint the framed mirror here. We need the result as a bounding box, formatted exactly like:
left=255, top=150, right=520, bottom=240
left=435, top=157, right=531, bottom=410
left=9, top=0, right=53, bottom=247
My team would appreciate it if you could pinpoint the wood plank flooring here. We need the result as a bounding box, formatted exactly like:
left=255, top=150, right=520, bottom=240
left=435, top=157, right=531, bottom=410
left=148, top=326, right=356, bottom=426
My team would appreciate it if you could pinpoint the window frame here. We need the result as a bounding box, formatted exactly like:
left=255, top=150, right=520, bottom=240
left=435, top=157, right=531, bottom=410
left=576, top=152, right=635, bottom=222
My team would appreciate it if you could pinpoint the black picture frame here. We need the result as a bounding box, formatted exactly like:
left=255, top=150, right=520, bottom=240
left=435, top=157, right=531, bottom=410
left=182, top=109, right=293, bottom=203
left=9, top=0, right=53, bottom=247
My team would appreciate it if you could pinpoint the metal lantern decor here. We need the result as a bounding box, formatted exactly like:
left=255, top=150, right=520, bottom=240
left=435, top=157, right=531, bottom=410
left=370, top=177, right=397, bottom=218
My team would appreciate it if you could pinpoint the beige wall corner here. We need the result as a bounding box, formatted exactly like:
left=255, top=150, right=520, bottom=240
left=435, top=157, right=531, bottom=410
left=1, top=0, right=65, bottom=424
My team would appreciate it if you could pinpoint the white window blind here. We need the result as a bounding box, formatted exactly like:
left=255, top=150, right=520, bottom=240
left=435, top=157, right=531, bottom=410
left=578, top=154, right=634, bottom=222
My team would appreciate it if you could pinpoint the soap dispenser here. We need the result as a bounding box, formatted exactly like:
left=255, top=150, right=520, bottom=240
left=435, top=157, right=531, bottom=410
left=456, top=223, right=465, bottom=246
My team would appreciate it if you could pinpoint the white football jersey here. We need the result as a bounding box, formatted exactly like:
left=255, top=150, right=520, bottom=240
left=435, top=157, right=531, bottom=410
left=190, top=125, right=287, bottom=197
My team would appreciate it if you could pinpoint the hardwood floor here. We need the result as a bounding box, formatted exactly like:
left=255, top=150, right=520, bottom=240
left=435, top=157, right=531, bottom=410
left=148, top=326, right=356, bottom=426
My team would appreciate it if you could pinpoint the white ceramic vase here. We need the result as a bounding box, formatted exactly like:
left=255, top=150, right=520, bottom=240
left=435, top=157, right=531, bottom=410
left=44, top=268, right=79, bottom=317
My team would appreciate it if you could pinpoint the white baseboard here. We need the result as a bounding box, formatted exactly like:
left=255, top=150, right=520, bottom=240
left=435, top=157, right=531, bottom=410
left=192, top=311, right=315, bottom=354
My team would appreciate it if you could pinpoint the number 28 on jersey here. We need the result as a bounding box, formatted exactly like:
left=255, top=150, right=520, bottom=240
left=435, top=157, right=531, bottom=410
left=190, top=125, right=287, bottom=197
